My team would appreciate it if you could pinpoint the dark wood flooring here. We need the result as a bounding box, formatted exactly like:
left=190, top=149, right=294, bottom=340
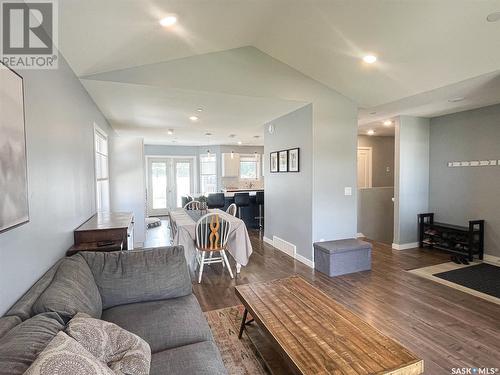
left=193, top=230, right=500, bottom=375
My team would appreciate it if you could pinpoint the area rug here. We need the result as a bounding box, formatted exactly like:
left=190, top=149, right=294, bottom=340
left=434, top=263, right=500, bottom=298
left=204, top=305, right=268, bottom=375
left=407, top=261, right=500, bottom=305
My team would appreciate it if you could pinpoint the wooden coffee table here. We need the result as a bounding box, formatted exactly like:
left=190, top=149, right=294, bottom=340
left=235, top=276, right=423, bottom=375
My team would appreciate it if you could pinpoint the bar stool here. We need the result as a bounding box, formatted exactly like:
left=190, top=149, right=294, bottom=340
left=255, top=191, right=264, bottom=230
left=234, top=193, right=250, bottom=220
left=207, top=193, right=225, bottom=209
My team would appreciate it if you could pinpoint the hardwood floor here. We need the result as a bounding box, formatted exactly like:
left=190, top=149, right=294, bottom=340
left=193, top=230, right=500, bottom=375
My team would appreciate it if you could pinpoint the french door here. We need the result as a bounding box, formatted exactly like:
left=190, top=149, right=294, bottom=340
left=147, top=157, right=195, bottom=216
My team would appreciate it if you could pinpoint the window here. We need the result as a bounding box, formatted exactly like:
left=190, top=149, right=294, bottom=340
left=94, top=127, right=110, bottom=212
left=240, top=154, right=259, bottom=179
left=200, top=153, right=217, bottom=194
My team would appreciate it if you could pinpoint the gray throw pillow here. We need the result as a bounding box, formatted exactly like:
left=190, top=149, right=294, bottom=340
left=0, top=312, right=65, bottom=375
left=33, top=255, right=102, bottom=318
left=24, top=331, right=115, bottom=375
left=66, top=313, right=151, bottom=375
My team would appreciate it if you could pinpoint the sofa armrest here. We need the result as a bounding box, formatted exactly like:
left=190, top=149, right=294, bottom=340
left=81, top=246, right=192, bottom=310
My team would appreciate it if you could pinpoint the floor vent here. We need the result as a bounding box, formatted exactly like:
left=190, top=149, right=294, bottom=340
left=273, top=236, right=296, bottom=257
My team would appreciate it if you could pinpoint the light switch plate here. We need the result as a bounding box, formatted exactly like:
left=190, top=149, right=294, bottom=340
left=489, top=160, right=497, bottom=166
left=344, top=187, right=352, bottom=196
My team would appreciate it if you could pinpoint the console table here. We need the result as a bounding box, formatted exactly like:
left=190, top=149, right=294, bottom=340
left=68, top=212, right=134, bottom=256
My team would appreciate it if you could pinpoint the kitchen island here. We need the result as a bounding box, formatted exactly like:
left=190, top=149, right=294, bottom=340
left=221, top=189, right=263, bottom=229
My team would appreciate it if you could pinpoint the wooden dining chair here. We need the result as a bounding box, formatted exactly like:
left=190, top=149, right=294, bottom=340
left=226, top=203, right=237, bottom=217
left=195, top=213, right=233, bottom=283
left=184, top=200, right=200, bottom=210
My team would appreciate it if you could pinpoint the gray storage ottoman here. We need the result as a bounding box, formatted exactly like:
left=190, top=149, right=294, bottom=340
left=313, top=239, right=372, bottom=277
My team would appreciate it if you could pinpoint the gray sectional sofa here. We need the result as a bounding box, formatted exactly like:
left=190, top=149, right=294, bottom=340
left=0, top=246, right=227, bottom=375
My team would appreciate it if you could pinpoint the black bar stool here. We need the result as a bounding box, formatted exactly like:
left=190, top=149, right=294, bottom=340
left=234, top=193, right=250, bottom=220
left=207, top=193, right=225, bottom=209
left=255, top=191, right=264, bottom=230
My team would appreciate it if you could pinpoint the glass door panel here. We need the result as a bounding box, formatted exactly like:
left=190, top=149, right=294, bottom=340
left=174, top=159, right=194, bottom=208
left=147, top=159, right=170, bottom=216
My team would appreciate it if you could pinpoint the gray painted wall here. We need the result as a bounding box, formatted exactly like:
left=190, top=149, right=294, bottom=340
left=394, top=116, right=430, bottom=246
left=358, top=136, right=395, bottom=187
left=110, top=137, right=146, bottom=246
left=429, top=104, right=500, bottom=257
left=358, top=187, right=394, bottom=244
left=0, top=56, right=112, bottom=315
left=264, top=105, right=313, bottom=260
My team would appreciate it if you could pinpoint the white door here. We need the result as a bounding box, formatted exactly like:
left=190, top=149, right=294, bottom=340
left=173, top=159, right=194, bottom=209
left=147, top=158, right=170, bottom=216
left=147, top=158, right=195, bottom=216
left=357, top=147, right=372, bottom=188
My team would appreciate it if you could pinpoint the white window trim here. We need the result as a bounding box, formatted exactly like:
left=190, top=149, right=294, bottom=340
left=93, top=123, right=110, bottom=212
left=239, top=153, right=261, bottom=180
left=199, top=152, right=218, bottom=194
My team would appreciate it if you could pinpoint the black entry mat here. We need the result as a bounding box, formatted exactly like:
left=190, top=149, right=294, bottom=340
left=433, top=263, right=500, bottom=298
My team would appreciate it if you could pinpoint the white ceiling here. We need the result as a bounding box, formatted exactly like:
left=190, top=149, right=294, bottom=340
left=58, top=0, right=500, bottom=144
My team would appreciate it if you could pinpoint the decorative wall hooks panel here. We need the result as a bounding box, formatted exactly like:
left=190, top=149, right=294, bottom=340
left=448, top=159, right=500, bottom=168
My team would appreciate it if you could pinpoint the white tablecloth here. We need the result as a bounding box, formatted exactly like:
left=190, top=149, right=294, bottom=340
left=168, top=209, right=253, bottom=272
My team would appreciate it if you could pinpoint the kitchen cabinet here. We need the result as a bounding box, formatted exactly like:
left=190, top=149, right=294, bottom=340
left=222, top=153, right=240, bottom=177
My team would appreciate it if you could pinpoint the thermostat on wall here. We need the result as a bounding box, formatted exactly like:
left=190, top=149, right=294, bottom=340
left=268, top=124, right=275, bottom=134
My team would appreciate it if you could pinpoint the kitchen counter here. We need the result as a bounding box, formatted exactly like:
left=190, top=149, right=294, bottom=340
left=222, top=188, right=264, bottom=197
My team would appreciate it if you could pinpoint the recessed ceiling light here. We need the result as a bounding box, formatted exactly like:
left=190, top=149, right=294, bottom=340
left=383, top=120, right=392, bottom=126
left=167, top=129, right=174, bottom=135
left=487, top=12, right=500, bottom=22
left=370, top=111, right=377, bottom=115
left=229, top=134, right=236, bottom=138
left=196, top=108, right=203, bottom=112
left=253, top=135, right=260, bottom=138
left=160, top=15, right=177, bottom=27
left=367, top=129, right=375, bottom=135
left=237, top=141, right=242, bottom=145
left=205, top=132, right=212, bottom=136
left=448, top=97, right=465, bottom=103
left=362, top=55, right=377, bottom=64
left=189, top=116, right=199, bottom=121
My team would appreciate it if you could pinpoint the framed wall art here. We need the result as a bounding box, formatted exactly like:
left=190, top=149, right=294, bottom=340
left=0, top=62, right=29, bottom=233
left=288, top=148, right=300, bottom=172
left=278, top=150, right=288, bottom=172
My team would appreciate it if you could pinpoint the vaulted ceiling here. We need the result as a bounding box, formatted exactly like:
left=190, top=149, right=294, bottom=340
left=59, top=0, right=500, bottom=143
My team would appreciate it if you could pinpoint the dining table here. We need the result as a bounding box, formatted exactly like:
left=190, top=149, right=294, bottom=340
left=168, top=208, right=253, bottom=274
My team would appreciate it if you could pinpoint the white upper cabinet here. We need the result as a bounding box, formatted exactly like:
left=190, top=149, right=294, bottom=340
left=222, top=153, right=240, bottom=177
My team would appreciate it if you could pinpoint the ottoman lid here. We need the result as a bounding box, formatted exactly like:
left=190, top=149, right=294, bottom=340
left=313, top=239, right=372, bottom=254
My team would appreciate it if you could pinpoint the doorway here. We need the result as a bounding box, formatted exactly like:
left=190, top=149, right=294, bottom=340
left=146, top=157, right=195, bottom=216
left=357, top=147, right=373, bottom=188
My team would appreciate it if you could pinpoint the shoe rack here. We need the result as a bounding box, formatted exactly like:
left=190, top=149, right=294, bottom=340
left=418, top=213, right=484, bottom=261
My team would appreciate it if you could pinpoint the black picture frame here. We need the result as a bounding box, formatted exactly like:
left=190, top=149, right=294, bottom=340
left=270, top=152, right=278, bottom=173
left=278, top=150, right=288, bottom=172
left=288, top=148, right=300, bottom=172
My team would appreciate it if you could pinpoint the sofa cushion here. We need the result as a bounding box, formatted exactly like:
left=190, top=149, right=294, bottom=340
left=150, top=341, right=227, bottom=375
left=101, top=294, right=213, bottom=354
left=81, top=247, right=192, bottom=310
left=0, top=316, right=21, bottom=339
left=33, top=255, right=102, bottom=319
left=24, top=331, right=114, bottom=375
left=6, top=260, right=63, bottom=321
left=0, top=312, right=66, bottom=375
left=66, top=313, right=151, bottom=375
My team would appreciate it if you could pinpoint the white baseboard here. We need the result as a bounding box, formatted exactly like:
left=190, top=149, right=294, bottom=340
left=262, top=236, right=273, bottom=245
left=484, top=254, right=500, bottom=265
left=295, top=253, right=315, bottom=268
left=356, top=233, right=365, bottom=238
left=264, top=235, right=314, bottom=269
left=392, top=242, right=419, bottom=250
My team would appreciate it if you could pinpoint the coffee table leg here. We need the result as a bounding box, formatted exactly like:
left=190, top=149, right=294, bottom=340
left=238, top=309, right=248, bottom=339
